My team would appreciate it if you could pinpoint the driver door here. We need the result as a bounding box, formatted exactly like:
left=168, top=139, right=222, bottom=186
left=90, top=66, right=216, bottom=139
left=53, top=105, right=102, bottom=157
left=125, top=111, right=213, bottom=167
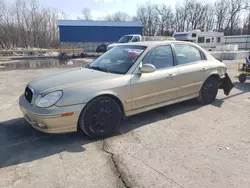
left=130, top=45, right=179, bottom=110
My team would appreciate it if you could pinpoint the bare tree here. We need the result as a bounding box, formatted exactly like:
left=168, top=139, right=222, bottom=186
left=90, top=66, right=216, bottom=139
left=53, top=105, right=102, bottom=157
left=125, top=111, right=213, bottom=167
left=156, top=4, right=174, bottom=35
left=135, top=2, right=158, bottom=36
left=242, top=9, right=250, bottom=34
left=225, top=0, right=250, bottom=35
left=104, top=11, right=131, bottom=21
left=174, top=3, right=188, bottom=32
left=0, top=0, right=64, bottom=49
left=78, top=8, right=92, bottom=20
left=0, top=0, right=250, bottom=49
left=214, top=0, right=229, bottom=31
left=204, top=5, right=215, bottom=31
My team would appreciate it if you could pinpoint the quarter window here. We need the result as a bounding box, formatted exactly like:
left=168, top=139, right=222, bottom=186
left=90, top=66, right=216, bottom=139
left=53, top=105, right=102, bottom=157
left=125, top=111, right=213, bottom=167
left=174, top=44, right=203, bottom=65
left=192, top=33, right=197, bottom=37
left=142, top=45, right=174, bottom=69
left=198, top=37, right=205, bottom=43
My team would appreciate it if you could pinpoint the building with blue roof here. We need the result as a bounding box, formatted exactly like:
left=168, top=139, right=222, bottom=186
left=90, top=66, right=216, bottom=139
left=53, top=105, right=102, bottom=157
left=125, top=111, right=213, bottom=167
left=58, top=20, right=143, bottom=43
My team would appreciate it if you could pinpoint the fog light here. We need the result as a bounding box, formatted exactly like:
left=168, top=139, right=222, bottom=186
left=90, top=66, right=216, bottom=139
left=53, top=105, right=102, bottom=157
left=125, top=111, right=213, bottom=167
left=37, top=123, right=47, bottom=129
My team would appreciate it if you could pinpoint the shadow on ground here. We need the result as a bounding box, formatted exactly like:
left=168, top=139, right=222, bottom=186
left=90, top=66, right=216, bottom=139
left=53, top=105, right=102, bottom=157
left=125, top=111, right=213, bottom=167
left=0, top=99, right=203, bottom=169
left=0, top=118, right=91, bottom=168
left=212, top=81, right=250, bottom=108
left=119, top=99, right=203, bottom=134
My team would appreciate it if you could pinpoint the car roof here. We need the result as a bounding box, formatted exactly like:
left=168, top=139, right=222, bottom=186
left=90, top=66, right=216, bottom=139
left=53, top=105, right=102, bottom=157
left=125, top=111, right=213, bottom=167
left=116, top=40, right=191, bottom=48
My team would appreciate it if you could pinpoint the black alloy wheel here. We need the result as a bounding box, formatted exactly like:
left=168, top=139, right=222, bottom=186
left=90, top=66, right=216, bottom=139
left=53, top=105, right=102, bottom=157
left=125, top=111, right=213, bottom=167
left=78, top=96, right=122, bottom=138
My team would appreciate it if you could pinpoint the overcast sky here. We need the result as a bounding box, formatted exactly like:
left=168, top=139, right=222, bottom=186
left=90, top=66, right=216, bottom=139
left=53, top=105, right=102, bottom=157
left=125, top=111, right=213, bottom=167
left=25, top=0, right=215, bottom=19
left=37, top=0, right=176, bottom=19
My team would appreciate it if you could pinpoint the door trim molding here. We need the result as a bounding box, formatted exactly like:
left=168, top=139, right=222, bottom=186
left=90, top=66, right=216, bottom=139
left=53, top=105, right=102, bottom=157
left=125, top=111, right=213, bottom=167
left=125, top=92, right=199, bottom=116
left=180, top=81, right=203, bottom=90
left=126, top=87, right=179, bottom=103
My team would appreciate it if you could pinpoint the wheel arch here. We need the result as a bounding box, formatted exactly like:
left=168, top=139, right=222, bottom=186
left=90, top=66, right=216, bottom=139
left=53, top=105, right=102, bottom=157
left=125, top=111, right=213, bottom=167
left=199, top=73, right=220, bottom=92
left=207, top=74, right=220, bottom=81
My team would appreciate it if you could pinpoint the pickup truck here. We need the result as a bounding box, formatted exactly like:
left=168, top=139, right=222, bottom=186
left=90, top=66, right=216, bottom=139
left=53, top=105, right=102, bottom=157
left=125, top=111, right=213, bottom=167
left=107, top=34, right=175, bottom=51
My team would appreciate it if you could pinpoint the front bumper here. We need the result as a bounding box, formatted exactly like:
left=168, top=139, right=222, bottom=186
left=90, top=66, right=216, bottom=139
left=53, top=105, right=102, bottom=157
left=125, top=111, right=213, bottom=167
left=19, top=94, right=85, bottom=133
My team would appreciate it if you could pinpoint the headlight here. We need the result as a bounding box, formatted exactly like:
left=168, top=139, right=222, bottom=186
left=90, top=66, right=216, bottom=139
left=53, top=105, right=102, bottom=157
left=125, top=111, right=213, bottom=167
left=35, top=91, right=63, bottom=108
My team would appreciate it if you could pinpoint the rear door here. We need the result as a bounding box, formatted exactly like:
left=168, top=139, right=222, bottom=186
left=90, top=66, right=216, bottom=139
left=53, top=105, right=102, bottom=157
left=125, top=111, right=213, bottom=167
left=172, top=44, right=210, bottom=97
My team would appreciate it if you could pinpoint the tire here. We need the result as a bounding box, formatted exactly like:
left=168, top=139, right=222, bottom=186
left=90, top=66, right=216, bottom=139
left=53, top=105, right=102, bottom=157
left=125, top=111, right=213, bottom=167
left=198, top=77, right=219, bottom=105
left=96, top=43, right=107, bottom=53
left=58, top=52, right=68, bottom=60
left=78, top=96, right=122, bottom=138
left=239, top=73, right=246, bottom=83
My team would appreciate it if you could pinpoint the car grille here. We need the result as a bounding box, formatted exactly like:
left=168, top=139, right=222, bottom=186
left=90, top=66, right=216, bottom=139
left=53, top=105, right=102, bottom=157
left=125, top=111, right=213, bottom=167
left=25, top=87, right=33, bottom=103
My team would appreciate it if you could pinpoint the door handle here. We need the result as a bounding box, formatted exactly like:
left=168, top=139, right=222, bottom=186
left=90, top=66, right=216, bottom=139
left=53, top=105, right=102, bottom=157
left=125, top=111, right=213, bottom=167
left=201, top=68, right=207, bottom=72
left=166, top=73, right=176, bottom=79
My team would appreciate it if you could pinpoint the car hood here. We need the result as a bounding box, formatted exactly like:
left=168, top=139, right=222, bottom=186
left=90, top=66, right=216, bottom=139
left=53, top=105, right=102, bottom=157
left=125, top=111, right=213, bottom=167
left=28, top=67, right=121, bottom=94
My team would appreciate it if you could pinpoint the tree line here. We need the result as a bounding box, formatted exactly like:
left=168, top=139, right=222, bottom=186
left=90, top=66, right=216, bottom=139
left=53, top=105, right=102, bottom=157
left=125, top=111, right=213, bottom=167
left=0, top=0, right=250, bottom=49
left=79, top=0, right=250, bottom=37
left=133, top=0, right=250, bottom=36
left=0, top=0, right=66, bottom=49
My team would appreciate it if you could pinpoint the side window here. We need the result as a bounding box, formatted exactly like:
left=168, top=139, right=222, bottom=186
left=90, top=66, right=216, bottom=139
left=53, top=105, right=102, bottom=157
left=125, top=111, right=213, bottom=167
left=174, top=44, right=202, bottom=65
left=142, top=45, right=174, bottom=69
left=206, top=38, right=211, bottom=43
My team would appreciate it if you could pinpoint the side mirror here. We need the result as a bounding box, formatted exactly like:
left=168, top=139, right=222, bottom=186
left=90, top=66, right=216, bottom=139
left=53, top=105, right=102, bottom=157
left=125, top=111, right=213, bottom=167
left=140, top=64, right=156, bottom=73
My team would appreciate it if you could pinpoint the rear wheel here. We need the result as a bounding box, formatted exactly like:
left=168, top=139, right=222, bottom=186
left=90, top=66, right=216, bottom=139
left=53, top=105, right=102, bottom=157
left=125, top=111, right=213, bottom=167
left=78, top=96, right=122, bottom=138
left=239, top=73, right=246, bottom=83
left=198, top=77, right=219, bottom=105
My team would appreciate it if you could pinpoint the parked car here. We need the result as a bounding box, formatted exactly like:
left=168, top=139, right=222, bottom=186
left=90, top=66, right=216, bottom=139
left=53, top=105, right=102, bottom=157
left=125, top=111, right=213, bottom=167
left=107, top=34, right=175, bottom=51
left=107, top=34, right=142, bottom=51
left=19, top=41, right=234, bottom=138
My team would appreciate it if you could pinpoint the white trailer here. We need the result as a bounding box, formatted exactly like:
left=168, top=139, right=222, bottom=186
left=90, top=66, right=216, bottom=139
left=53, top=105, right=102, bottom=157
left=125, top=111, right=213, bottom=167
left=173, top=30, right=224, bottom=50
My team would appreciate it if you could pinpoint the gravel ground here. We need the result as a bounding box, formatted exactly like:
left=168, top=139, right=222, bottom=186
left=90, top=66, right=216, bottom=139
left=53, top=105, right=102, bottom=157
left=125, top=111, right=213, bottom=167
left=0, top=60, right=249, bottom=188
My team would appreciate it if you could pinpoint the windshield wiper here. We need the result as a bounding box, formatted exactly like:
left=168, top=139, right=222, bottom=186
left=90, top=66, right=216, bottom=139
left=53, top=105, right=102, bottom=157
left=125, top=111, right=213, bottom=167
left=86, top=65, right=124, bottom=74
left=88, top=66, right=110, bottom=73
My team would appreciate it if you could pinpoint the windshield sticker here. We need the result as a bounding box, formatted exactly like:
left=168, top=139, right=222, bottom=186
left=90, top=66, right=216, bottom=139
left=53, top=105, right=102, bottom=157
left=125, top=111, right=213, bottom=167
left=125, top=49, right=144, bottom=54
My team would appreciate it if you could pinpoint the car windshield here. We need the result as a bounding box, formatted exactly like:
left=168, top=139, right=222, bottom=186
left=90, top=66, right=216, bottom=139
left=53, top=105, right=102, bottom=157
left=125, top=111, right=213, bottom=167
left=118, top=36, right=133, bottom=43
left=86, top=45, right=146, bottom=74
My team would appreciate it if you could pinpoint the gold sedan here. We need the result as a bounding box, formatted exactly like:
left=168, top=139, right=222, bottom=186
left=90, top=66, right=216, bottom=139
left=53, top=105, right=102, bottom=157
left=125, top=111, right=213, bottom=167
left=19, top=41, right=234, bottom=138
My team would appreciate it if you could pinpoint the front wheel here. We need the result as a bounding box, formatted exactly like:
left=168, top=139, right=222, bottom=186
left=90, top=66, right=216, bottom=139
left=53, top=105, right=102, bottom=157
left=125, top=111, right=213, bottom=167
left=198, top=77, right=219, bottom=105
left=78, top=96, right=122, bottom=138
